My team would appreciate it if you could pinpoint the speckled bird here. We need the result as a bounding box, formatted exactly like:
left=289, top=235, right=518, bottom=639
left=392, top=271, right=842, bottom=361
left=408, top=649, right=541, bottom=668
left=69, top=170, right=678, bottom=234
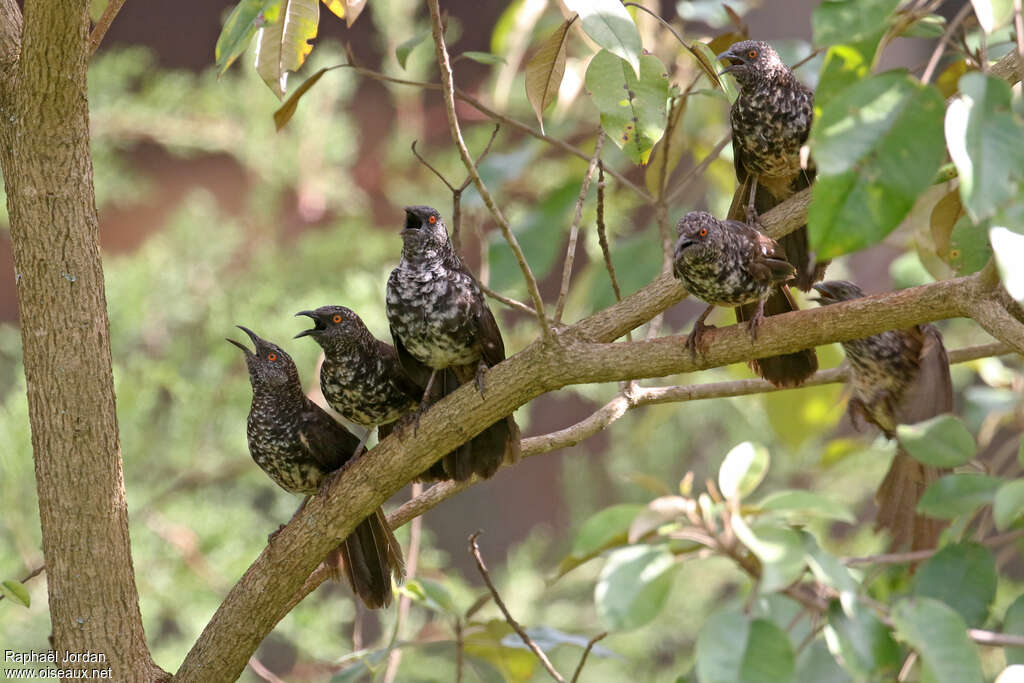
left=294, top=305, right=446, bottom=480
left=672, top=211, right=817, bottom=387
left=386, top=205, right=520, bottom=481
left=813, top=281, right=952, bottom=551
left=228, top=325, right=404, bottom=608
left=718, top=39, right=826, bottom=291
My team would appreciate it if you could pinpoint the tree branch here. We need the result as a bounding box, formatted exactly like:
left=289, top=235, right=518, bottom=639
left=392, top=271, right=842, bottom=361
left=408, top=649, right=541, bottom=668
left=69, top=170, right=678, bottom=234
left=88, top=0, right=126, bottom=56
left=555, top=132, right=604, bottom=322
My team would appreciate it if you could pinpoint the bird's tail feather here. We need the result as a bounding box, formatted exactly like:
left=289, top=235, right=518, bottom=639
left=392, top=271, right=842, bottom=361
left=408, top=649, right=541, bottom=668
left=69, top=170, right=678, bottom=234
left=875, top=448, right=946, bottom=553
left=330, top=507, right=405, bottom=609
left=735, top=286, right=818, bottom=387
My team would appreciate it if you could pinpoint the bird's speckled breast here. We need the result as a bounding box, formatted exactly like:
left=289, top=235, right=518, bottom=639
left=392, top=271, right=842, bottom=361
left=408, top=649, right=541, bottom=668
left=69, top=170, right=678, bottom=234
left=247, top=398, right=325, bottom=495
left=731, top=83, right=812, bottom=179
left=321, top=355, right=414, bottom=427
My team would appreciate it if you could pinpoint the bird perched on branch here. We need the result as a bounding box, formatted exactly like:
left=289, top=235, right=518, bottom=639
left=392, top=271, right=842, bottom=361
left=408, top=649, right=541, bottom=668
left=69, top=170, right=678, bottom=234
left=228, top=325, right=404, bottom=608
left=813, top=281, right=952, bottom=551
left=295, top=305, right=447, bottom=480
left=386, top=205, right=520, bottom=481
left=718, top=39, right=826, bottom=291
left=672, top=211, right=818, bottom=387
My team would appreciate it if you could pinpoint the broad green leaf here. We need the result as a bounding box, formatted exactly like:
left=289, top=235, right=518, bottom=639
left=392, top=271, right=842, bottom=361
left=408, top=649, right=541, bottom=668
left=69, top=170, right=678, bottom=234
left=0, top=579, right=30, bottom=608
left=254, top=0, right=319, bottom=98
left=912, top=543, right=996, bottom=627
left=396, top=31, right=429, bottom=69
left=802, top=532, right=859, bottom=615
left=628, top=495, right=690, bottom=543
left=990, top=227, right=1024, bottom=302
left=808, top=72, right=945, bottom=258
left=947, top=213, right=993, bottom=275
left=215, top=0, right=278, bottom=77
left=399, top=577, right=458, bottom=615
left=462, top=51, right=507, bottom=66
left=814, top=44, right=870, bottom=111
left=1019, top=435, right=1024, bottom=467
left=917, top=474, right=1001, bottom=519
left=994, top=478, right=1024, bottom=530
left=565, top=0, right=642, bottom=76
left=970, top=0, right=1015, bottom=32
left=718, top=441, right=769, bottom=500
left=945, top=73, right=1024, bottom=221
left=896, top=414, right=976, bottom=467
left=758, top=490, right=855, bottom=524
left=731, top=516, right=805, bottom=593
left=690, top=41, right=735, bottom=101
left=570, top=503, right=644, bottom=558
left=273, top=66, right=329, bottom=130
left=890, top=598, right=984, bottom=683
left=811, top=0, right=900, bottom=50
left=825, top=600, right=900, bottom=678
left=595, top=545, right=677, bottom=630
left=584, top=51, right=669, bottom=165
left=505, top=626, right=616, bottom=658
left=464, top=620, right=538, bottom=682
left=525, top=18, right=574, bottom=133
left=1003, top=593, right=1024, bottom=665
left=795, top=640, right=852, bottom=683
left=901, top=13, right=947, bottom=38
left=696, top=610, right=796, bottom=683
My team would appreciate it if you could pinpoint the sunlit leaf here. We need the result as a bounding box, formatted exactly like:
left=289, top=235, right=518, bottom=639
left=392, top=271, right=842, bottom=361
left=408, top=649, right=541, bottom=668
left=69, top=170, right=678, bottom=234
left=809, top=71, right=945, bottom=258
left=824, top=600, right=900, bottom=678
left=0, top=579, right=30, bottom=608
left=254, top=0, right=319, bottom=98
left=628, top=495, right=690, bottom=543
left=341, top=0, right=366, bottom=27
left=947, top=214, right=993, bottom=275
left=917, top=474, right=1001, bottom=519
left=990, top=226, right=1024, bottom=302
left=718, top=441, right=769, bottom=500
left=945, top=73, right=1024, bottom=221
left=811, top=0, right=900, bottom=50
left=814, top=44, right=869, bottom=111
left=969, top=0, right=1015, bottom=33
left=595, top=545, right=677, bottom=630
left=464, top=620, right=538, bottom=682
left=731, top=516, right=805, bottom=593
left=993, top=478, right=1024, bottom=530
left=1003, top=593, right=1024, bottom=665
left=696, top=609, right=796, bottom=683
left=525, top=18, right=574, bottom=133
left=273, top=66, right=329, bottom=130
left=912, top=543, right=996, bottom=627
left=321, top=0, right=345, bottom=19
left=890, top=598, right=984, bottom=683
left=396, top=31, right=429, bottom=69
left=801, top=532, right=859, bottom=615
left=215, top=0, right=278, bottom=77
left=502, top=626, right=617, bottom=659
left=900, top=13, right=947, bottom=38
left=584, top=51, right=669, bottom=165
left=757, top=490, right=855, bottom=524
left=461, top=51, right=506, bottom=66
left=690, top=41, right=734, bottom=100
left=896, top=414, right=975, bottom=467
left=570, top=503, right=644, bottom=559
left=565, top=0, right=642, bottom=76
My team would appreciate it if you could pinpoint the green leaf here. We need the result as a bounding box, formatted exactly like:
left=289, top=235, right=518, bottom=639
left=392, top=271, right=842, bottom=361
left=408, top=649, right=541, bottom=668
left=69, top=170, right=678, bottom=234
left=948, top=213, right=994, bottom=275
left=825, top=600, right=900, bottom=679
left=509, top=626, right=616, bottom=658
left=912, top=542, right=996, bottom=627
left=890, top=598, right=984, bottom=683
left=808, top=72, right=946, bottom=258
left=811, top=0, right=900, bottom=50
left=399, top=577, right=458, bottom=615
left=990, top=226, right=1024, bottom=302
left=595, top=545, right=677, bottom=630
left=969, top=0, right=1015, bottom=33
left=273, top=66, right=329, bottom=130
left=628, top=495, right=690, bottom=543
left=696, top=610, right=796, bottom=683
left=994, top=479, right=1024, bottom=531
left=215, top=0, right=277, bottom=77
left=524, top=18, right=574, bottom=133
left=1003, top=593, right=1024, bottom=665
left=917, top=474, right=1002, bottom=519
left=896, top=414, right=976, bottom=467
left=757, top=490, right=855, bottom=524
left=945, top=73, right=1024, bottom=221
left=396, top=31, right=429, bottom=69
left=731, top=516, right=806, bottom=593
left=565, top=0, right=642, bottom=76
left=462, top=51, right=507, bottom=66
left=795, top=641, right=852, bottom=683
left=464, top=620, right=538, bottom=682
left=254, top=0, right=319, bottom=98
left=718, top=441, right=769, bottom=500
left=570, top=503, right=644, bottom=559
left=802, top=532, right=859, bottom=615
left=814, top=44, right=870, bottom=112
left=584, top=51, right=669, bottom=165
left=1, top=579, right=30, bottom=608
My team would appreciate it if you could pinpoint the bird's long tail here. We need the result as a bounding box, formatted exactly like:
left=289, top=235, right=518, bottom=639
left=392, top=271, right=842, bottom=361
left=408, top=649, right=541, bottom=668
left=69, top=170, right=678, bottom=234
left=734, top=286, right=818, bottom=387
left=439, top=366, right=520, bottom=482
left=875, top=448, right=946, bottom=553
left=327, top=507, right=405, bottom=609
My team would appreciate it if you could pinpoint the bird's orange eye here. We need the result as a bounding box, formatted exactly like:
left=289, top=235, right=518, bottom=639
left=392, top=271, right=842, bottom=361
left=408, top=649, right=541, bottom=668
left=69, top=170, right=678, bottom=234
left=428, top=215, right=437, bottom=224
left=699, top=228, right=708, bottom=237
left=267, top=353, right=277, bottom=361
left=332, top=314, right=342, bottom=323
left=747, top=49, right=758, bottom=59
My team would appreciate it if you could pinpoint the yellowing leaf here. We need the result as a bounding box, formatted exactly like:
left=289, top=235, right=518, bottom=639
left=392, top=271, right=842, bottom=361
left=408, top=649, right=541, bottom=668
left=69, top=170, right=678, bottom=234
left=321, top=0, right=344, bottom=19
left=273, top=66, right=330, bottom=130
left=254, top=0, right=320, bottom=99
left=524, top=17, right=575, bottom=133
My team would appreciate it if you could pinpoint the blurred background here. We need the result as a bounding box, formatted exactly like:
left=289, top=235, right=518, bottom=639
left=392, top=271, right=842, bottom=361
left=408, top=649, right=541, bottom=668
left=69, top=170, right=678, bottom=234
left=1, top=0, right=1022, bottom=680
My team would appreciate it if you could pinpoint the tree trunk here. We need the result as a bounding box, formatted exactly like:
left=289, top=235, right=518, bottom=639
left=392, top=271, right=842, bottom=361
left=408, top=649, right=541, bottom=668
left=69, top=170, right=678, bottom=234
left=0, top=0, right=162, bottom=679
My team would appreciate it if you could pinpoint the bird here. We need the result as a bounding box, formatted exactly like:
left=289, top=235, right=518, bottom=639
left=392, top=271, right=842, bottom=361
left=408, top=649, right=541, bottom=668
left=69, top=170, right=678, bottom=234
left=672, top=210, right=818, bottom=387
left=294, top=305, right=447, bottom=480
left=718, top=39, right=827, bottom=292
left=385, top=205, right=521, bottom=481
left=228, top=325, right=404, bottom=608
left=813, top=281, right=952, bottom=551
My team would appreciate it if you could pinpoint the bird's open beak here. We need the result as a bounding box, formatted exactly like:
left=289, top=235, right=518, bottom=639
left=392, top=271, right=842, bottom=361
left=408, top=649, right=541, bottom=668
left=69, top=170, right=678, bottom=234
left=810, top=283, right=838, bottom=305
left=293, top=310, right=321, bottom=339
left=716, top=50, right=743, bottom=76
left=226, top=326, right=260, bottom=356
left=674, top=237, right=697, bottom=253
left=403, top=207, right=423, bottom=233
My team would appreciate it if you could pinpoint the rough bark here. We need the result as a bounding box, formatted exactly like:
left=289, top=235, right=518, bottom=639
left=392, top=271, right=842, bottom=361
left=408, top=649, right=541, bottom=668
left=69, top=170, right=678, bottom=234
left=0, top=0, right=161, bottom=679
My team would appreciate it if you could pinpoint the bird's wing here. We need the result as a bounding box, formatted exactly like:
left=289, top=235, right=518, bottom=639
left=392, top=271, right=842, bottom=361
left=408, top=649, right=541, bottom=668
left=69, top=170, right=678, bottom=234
left=298, top=401, right=360, bottom=472
left=896, top=324, right=953, bottom=425
left=377, top=339, right=426, bottom=398
left=471, top=295, right=506, bottom=366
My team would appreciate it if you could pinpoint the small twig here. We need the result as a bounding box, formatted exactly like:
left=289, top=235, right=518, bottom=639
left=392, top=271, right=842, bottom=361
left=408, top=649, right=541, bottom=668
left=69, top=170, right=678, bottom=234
left=381, top=483, right=424, bottom=683
left=665, top=132, right=731, bottom=204
left=843, top=528, right=1024, bottom=566
left=247, top=656, right=287, bottom=683
left=0, top=563, right=45, bottom=602
left=569, top=632, right=608, bottom=683
left=968, top=628, right=1024, bottom=647
left=555, top=133, right=604, bottom=322
left=89, top=0, right=127, bottom=56
left=791, top=48, right=823, bottom=71
left=922, top=2, right=973, bottom=84
left=468, top=532, right=565, bottom=683
left=898, top=652, right=917, bottom=681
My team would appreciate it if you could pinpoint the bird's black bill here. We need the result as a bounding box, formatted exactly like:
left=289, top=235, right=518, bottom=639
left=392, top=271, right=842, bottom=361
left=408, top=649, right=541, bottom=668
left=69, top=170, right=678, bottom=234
left=811, top=283, right=841, bottom=304
left=226, top=337, right=253, bottom=355
left=404, top=208, right=423, bottom=231
left=294, top=310, right=322, bottom=338
left=716, top=50, right=743, bottom=75
left=237, top=325, right=264, bottom=349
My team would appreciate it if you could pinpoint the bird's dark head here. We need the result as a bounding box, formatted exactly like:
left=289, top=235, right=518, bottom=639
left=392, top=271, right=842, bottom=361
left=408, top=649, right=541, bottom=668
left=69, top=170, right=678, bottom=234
left=227, top=326, right=301, bottom=391
left=673, top=211, right=723, bottom=263
left=294, top=305, right=369, bottom=352
left=812, top=280, right=865, bottom=306
left=717, top=40, right=785, bottom=86
left=400, top=205, right=451, bottom=257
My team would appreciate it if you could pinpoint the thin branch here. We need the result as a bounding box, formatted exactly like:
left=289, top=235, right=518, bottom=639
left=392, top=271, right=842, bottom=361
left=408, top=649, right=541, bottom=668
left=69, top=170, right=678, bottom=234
left=665, top=132, right=732, bottom=204
left=555, top=132, right=604, bottom=322
left=425, top=0, right=552, bottom=339
left=594, top=163, right=633, bottom=343
left=843, top=528, right=1024, bottom=566
left=0, top=563, right=45, bottom=602
left=247, top=657, right=287, bottom=683
left=921, top=2, right=973, bottom=84
left=468, top=532, right=565, bottom=683
left=381, top=483, right=424, bottom=683
left=88, top=0, right=126, bottom=56
left=569, top=633, right=608, bottom=683
left=967, top=628, right=1024, bottom=647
